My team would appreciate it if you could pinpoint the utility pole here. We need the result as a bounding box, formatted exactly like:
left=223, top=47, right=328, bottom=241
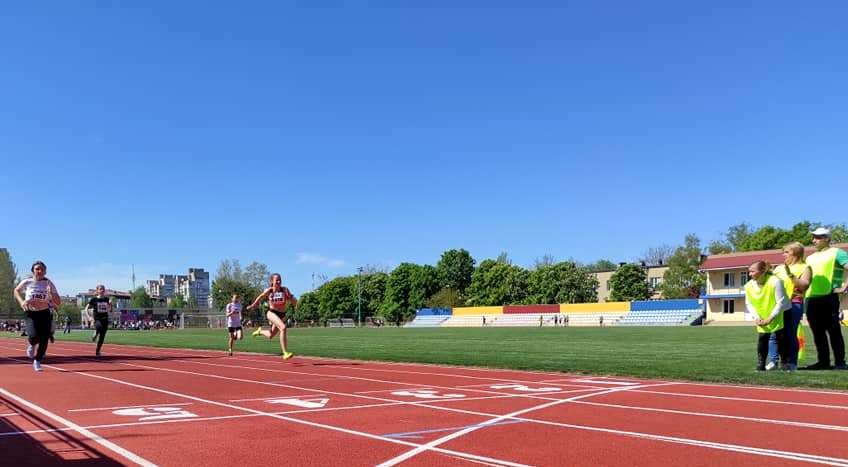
left=357, top=266, right=363, bottom=327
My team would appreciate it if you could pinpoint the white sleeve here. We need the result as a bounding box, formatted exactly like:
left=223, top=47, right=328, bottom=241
left=766, top=280, right=790, bottom=321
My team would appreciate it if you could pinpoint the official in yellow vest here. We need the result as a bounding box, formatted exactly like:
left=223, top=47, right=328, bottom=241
left=770, top=242, right=811, bottom=371
left=744, top=261, right=791, bottom=371
left=800, top=228, right=848, bottom=371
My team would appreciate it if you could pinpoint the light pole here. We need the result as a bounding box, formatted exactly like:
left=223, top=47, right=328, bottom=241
left=357, top=266, right=363, bottom=327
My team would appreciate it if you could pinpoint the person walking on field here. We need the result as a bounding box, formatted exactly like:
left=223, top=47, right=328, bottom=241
left=248, top=273, right=297, bottom=360
left=14, top=261, right=61, bottom=372
left=744, top=260, right=791, bottom=371
left=801, top=228, right=848, bottom=370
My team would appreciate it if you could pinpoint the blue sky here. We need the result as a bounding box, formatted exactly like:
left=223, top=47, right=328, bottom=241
left=2, top=2, right=846, bottom=296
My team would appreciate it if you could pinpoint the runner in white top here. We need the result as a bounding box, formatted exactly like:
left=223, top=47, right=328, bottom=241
left=225, top=294, right=243, bottom=356
left=14, top=261, right=61, bottom=372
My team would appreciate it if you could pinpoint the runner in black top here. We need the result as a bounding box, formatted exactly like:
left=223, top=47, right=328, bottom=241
left=86, top=284, right=112, bottom=357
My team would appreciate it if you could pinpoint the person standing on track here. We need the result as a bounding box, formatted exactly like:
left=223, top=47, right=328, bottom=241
left=14, top=261, right=61, bottom=372
left=86, top=284, right=112, bottom=357
left=225, top=294, right=244, bottom=356
left=248, top=273, right=297, bottom=360
left=744, top=260, right=791, bottom=371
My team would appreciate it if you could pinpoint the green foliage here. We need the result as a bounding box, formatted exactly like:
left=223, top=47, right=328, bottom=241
left=0, top=248, right=19, bottom=318
left=169, top=293, right=187, bottom=309
left=379, top=263, right=431, bottom=325
left=524, top=262, right=598, bottom=304
left=435, top=249, right=475, bottom=293
left=609, top=264, right=651, bottom=301
left=317, top=276, right=357, bottom=323
left=293, top=290, right=320, bottom=324
left=130, top=287, right=154, bottom=308
left=661, top=234, right=705, bottom=299
left=426, top=288, right=465, bottom=308
left=713, top=221, right=848, bottom=252
left=211, top=277, right=259, bottom=313
left=361, top=272, right=388, bottom=318
left=583, top=259, right=618, bottom=273
left=56, top=302, right=80, bottom=324
left=466, top=259, right=529, bottom=306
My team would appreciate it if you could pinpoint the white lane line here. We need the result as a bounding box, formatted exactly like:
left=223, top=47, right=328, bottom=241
left=376, top=382, right=674, bottom=467
left=632, top=389, right=848, bottom=410
left=69, top=403, right=193, bottom=413
left=6, top=343, right=848, bottom=466
left=0, top=412, right=19, bottom=417
left=0, top=353, right=529, bottom=467
left=0, top=388, right=157, bottom=467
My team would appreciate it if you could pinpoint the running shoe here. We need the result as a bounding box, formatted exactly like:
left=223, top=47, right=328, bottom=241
left=251, top=328, right=262, bottom=337
left=228, top=350, right=233, bottom=357
left=33, top=361, right=42, bottom=372
left=282, top=351, right=294, bottom=360
left=26, top=344, right=33, bottom=359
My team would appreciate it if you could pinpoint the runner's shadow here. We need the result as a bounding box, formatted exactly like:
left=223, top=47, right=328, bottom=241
left=0, top=395, right=127, bottom=466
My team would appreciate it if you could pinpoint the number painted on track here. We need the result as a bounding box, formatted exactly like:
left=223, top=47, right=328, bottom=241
left=112, top=407, right=198, bottom=421
left=391, top=390, right=465, bottom=399
left=489, top=384, right=562, bottom=392
left=266, top=398, right=329, bottom=408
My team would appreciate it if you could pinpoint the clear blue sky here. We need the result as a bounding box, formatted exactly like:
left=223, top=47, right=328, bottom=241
left=2, top=2, right=846, bottom=296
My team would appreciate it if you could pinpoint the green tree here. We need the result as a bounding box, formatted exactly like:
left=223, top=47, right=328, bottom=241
left=317, top=276, right=356, bottom=323
left=169, top=293, right=187, bottom=309
left=379, top=263, right=424, bottom=325
left=609, top=264, right=651, bottom=301
left=130, top=287, right=154, bottom=308
left=707, top=240, right=732, bottom=255
left=426, top=288, right=465, bottom=308
left=0, top=248, right=19, bottom=318
left=661, top=234, right=706, bottom=299
left=435, top=249, right=475, bottom=293
left=243, top=261, right=271, bottom=290
left=293, top=291, right=320, bottom=324
left=524, top=262, right=598, bottom=304
left=361, top=272, right=388, bottom=318
left=465, top=260, right=529, bottom=306
left=216, top=259, right=244, bottom=282
left=583, top=259, right=618, bottom=273
left=56, top=302, right=80, bottom=325
left=211, top=277, right=259, bottom=313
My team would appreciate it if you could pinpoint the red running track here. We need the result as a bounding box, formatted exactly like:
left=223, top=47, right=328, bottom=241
left=1, top=337, right=848, bottom=466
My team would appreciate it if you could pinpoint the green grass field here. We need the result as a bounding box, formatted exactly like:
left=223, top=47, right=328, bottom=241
left=32, top=325, right=848, bottom=390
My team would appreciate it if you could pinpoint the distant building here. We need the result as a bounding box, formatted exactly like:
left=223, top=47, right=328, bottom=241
left=700, top=243, right=848, bottom=324
left=144, top=268, right=210, bottom=309
left=592, top=263, right=669, bottom=302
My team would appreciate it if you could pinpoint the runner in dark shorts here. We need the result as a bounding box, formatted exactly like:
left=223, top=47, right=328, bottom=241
left=248, top=273, right=297, bottom=360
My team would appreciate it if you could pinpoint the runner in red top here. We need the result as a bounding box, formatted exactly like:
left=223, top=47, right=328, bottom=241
left=247, top=273, right=297, bottom=360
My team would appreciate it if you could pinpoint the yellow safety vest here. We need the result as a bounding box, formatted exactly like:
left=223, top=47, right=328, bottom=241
left=744, top=274, right=785, bottom=334
left=806, top=248, right=838, bottom=298
left=773, top=262, right=807, bottom=299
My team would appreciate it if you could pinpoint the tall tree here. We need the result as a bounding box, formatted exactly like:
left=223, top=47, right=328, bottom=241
left=532, top=254, right=556, bottom=270
left=639, top=245, right=674, bottom=266
left=361, top=271, right=388, bottom=318
left=216, top=259, right=244, bottom=282
left=525, top=262, right=598, bottom=304
left=130, top=287, right=154, bottom=308
left=379, top=263, right=419, bottom=325
left=243, top=261, right=271, bottom=289
left=426, top=288, right=465, bottom=308
left=435, top=249, right=475, bottom=293
left=707, top=240, right=732, bottom=255
left=169, top=293, right=187, bottom=309
left=0, top=248, right=19, bottom=318
left=317, top=276, right=356, bottom=323
left=609, top=264, right=651, bottom=301
left=465, top=260, right=529, bottom=306
left=211, top=277, right=259, bottom=313
left=293, top=291, right=320, bottom=324
left=661, top=234, right=705, bottom=299
left=725, top=223, right=753, bottom=252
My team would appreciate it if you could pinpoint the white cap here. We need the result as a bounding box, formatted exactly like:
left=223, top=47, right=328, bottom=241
left=811, top=227, right=832, bottom=237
